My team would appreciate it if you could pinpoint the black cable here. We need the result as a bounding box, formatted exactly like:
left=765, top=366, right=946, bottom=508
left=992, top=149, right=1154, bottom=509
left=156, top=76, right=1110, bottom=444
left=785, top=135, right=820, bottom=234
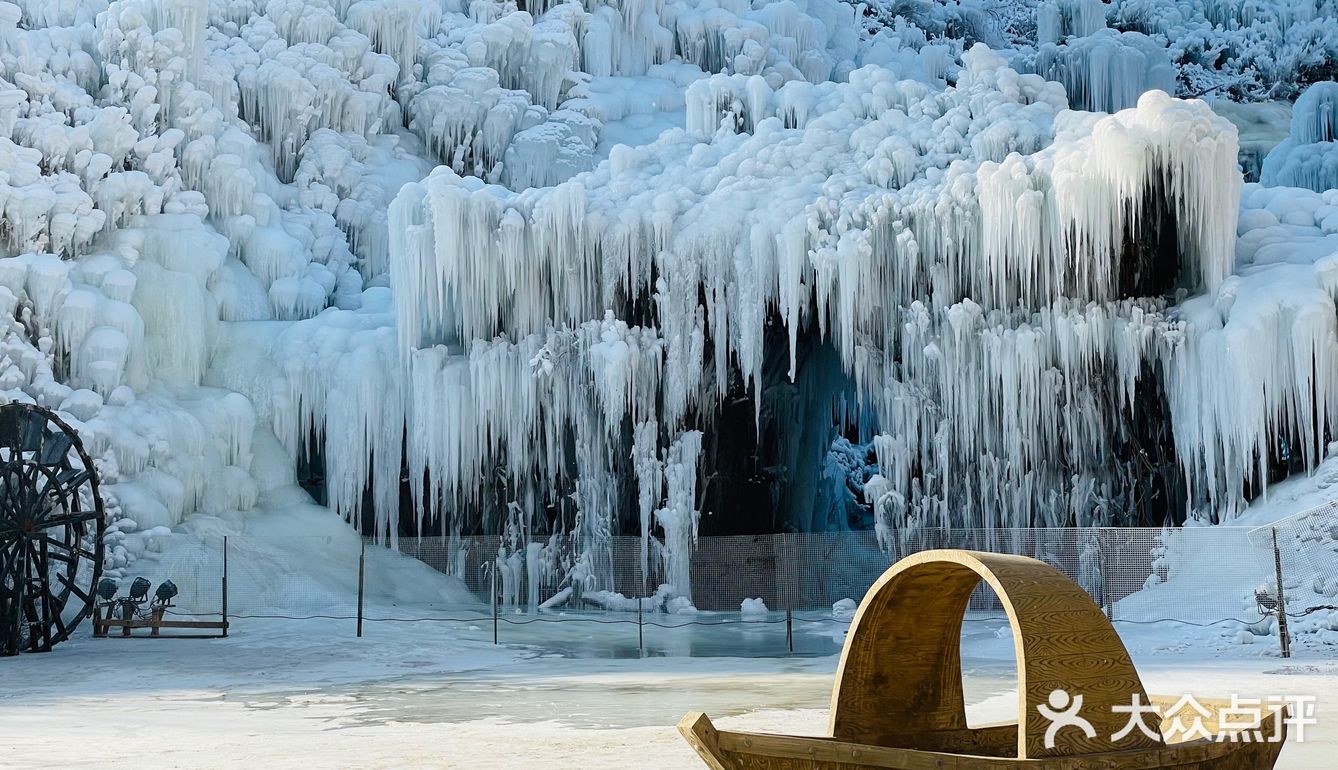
left=178, top=608, right=1320, bottom=629
left=345, top=614, right=788, bottom=627
left=230, top=613, right=359, bottom=620
left=1111, top=616, right=1266, bottom=627
left=644, top=618, right=789, bottom=628
left=1288, top=604, right=1338, bottom=618
left=362, top=615, right=499, bottom=623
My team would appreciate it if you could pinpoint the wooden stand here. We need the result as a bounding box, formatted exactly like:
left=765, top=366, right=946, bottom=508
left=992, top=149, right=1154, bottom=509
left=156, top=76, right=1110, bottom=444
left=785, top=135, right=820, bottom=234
left=93, top=604, right=228, bottom=639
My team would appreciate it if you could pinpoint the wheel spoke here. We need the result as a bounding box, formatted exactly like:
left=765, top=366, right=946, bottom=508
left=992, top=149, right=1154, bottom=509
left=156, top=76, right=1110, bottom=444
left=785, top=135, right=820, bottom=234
left=16, top=463, right=42, bottom=522
left=38, top=534, right=93, bottom=563
left=27, top=462, right=53, bottom=515
left=21, top=531, right=54, bottom=587
left=50, top=607, right=68, bottom=640
left=55, top=571, right=90, bottom=605
left=22, top=538, right=48, bottom=578
left=41, top=547, right=76, bottom=566
left=0, top=537, right=21, bottom=563
left=0, top=471, right=22, bottom=526
left=41, top=509, right=102, bottom=528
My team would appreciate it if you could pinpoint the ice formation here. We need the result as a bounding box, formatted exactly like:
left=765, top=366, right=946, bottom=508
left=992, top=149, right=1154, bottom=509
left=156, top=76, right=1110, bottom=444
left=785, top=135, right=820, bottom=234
left=1033, top=28, right=1175, bottom=113
left=2, top=0, right=1337, bottom=605
left=385, top=45, right=1253, bottom=588
left=1108, top=0, right=1338, bottom=101
left=1261, top=83, right=1338, bottom=192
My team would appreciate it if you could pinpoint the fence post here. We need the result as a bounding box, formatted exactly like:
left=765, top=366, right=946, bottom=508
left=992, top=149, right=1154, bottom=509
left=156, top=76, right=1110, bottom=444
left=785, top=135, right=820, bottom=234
left=222, top=536, right=229, bottom=638
left=637, top=597, right=644, bottom=658
left=786, top=608, right=793, bottom=655
left=1100, top=530, right=1111, bottom=621
left=1272, top=528, right=1291, bottom=659
left=356, top=542, right=365, bottom=639
left=491, top=562, right=498, bottom=645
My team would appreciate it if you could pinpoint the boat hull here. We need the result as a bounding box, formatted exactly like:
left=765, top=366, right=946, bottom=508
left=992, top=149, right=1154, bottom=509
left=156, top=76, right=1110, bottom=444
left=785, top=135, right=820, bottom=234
left=679, top=553, right=1287, bottom=770
left=679, top=707, right=1287, bottom=770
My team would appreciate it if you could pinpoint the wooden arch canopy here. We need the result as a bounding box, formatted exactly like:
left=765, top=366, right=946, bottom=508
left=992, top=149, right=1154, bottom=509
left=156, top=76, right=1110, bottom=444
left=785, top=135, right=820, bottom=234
left=828, top=549, right=1161, bottom=759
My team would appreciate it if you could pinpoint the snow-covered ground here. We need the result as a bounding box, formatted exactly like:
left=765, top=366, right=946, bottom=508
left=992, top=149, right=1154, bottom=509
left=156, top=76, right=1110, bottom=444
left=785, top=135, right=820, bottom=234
left=2, top=616, right=1333, bottom=769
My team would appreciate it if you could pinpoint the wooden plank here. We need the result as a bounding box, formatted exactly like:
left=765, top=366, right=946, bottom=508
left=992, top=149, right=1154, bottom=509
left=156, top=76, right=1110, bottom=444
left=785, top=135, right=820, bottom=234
left=95, top=619, right=228, bottom=630
left=706, top=723, right=1286, bottom=770
left=678, top=712, right=736, bottom=770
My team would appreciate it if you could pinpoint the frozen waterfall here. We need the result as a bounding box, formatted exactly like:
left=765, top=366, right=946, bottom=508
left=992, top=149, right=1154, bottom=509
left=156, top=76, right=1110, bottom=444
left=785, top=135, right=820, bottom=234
left=0, top=0, right=1336, bottom=604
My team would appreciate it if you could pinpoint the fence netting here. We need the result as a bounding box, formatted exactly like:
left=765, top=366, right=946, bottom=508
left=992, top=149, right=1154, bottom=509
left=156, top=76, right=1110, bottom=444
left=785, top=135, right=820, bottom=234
left=114, top=506, right=1338, bottom=646
left=1248, top=502, right=1338, bottom=622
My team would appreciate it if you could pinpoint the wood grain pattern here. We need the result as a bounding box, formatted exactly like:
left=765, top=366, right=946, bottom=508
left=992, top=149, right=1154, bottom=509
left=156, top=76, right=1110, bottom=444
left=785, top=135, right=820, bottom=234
left=830, top=550, right=1158, bottom=759
left=677, top=549, right=1287, bottom=770
left=680, top=702, right=1285, bottom=770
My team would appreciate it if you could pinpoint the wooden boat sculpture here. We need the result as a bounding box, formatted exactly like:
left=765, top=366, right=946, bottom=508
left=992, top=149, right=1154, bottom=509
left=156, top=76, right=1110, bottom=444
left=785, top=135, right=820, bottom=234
left=680, top=549, right=1287, bottom=770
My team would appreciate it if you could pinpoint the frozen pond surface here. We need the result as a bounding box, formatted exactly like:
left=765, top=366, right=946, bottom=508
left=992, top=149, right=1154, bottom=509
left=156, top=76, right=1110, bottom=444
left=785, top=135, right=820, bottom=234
left=1, top=616, right=1333, bottom=769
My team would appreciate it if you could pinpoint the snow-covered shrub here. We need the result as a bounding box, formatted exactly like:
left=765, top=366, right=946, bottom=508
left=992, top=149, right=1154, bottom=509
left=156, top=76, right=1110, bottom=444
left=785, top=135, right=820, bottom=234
left=832, top=597, right=858, bottom=619
left=741, top=597, right=770, bottom=617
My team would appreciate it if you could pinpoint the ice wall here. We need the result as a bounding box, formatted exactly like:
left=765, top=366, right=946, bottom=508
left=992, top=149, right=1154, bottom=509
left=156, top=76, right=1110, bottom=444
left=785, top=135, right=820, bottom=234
left=2, top=0, right=1335, bottom=606
left=0, top=0, right=444, bottom=579
left=0, top=0, right=886, bottom=590
left=379, top=45, right=1257, bottom=592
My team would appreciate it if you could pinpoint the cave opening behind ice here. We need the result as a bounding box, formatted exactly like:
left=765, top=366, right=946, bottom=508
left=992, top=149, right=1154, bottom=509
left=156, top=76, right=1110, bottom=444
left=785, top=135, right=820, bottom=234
left=292, top=305, right=879, bottom=539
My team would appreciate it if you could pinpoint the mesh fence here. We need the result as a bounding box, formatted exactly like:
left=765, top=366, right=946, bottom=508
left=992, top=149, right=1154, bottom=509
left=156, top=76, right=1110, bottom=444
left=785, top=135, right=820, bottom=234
left=107, top=534, right=226, bottom=617
left=1248, top=502, right=1338, bottom=621
left=666, top=528, right=1263, bottom=623
left=119, top=521, right=1333, bottom=646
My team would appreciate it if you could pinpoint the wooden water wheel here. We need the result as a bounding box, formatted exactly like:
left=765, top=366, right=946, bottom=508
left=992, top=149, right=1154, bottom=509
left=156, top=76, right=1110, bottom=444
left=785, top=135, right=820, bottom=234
left=0, top=402, right=105, bottom=656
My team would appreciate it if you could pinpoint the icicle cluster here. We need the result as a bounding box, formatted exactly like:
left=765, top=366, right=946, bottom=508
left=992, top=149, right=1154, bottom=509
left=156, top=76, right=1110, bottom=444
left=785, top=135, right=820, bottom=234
left=1166, top=183, right=1338, bottom=517
left=1026, top=2, right=1177, bottom=115
left=1033, top=29, right=1176, bottom=114
left=0, top=0, right=425, bottom=572
left=1261, top=82, right=1338, bottom=193
left=374, top=45, right=1261, bottom=592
